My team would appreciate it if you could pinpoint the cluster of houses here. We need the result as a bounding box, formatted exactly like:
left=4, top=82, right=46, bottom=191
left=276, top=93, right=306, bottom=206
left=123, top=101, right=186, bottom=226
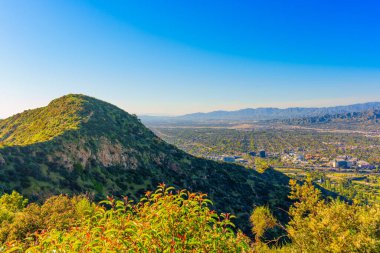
left=206, top=149, right=376, bottom=171
left=331, top=155, right=375, bottom=169
left=280, top=151, right=376, bottom=170
left=205, top=150, right=267, bottom=166
left=281, top=152, right=306, bottom=164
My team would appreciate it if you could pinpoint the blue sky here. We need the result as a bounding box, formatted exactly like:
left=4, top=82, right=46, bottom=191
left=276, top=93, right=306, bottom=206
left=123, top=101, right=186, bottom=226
left=1, top=0, right=380, bottom=117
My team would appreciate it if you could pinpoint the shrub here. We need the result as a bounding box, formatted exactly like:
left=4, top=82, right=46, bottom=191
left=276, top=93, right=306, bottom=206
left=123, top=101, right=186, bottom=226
left=1, top=185, right=251, bottom=252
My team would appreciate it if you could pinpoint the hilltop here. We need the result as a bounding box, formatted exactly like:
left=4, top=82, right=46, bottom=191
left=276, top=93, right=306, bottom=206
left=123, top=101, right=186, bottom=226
left=0, top=94, right=290, bottom=233
left=0, top=95, right=85, bottom=146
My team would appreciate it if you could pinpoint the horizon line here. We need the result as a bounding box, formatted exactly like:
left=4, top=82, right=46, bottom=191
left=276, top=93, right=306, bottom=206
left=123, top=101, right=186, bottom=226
left=138, top=100, right=380, bottom=117
left=1, top=94, right=380, bottom=119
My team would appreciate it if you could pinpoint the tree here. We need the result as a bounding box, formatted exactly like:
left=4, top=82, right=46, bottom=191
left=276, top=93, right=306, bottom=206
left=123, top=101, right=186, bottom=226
left=250, top=206, right=277, bottom=242
left=285, top=179, right=380, bottom=252
left=255, top=158, right=272, bottom=173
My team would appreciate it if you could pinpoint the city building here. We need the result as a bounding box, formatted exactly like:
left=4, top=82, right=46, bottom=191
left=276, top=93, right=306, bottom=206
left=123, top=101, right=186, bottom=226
left=332, top=159, right=348, bottom=169
left=223, top=156, right=235, bottom=163
left=236, top=158, right=248, bottom=164
left=357, top=161, right=375, bottom=169
left=294, top=154, right=305, bottom=161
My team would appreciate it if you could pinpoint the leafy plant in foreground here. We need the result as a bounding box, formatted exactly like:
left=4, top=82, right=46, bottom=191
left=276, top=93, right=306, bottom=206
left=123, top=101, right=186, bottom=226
left=2, top=184, right=251, bottom=253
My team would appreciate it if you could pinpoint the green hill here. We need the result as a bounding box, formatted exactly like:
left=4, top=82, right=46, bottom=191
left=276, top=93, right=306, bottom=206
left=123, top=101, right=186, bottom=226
left=0, top=94, right=290, bottom=232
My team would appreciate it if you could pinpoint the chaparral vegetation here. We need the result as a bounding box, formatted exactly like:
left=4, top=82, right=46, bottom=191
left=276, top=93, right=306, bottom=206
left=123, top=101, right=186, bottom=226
left=1, top=180, right=379, bottom=253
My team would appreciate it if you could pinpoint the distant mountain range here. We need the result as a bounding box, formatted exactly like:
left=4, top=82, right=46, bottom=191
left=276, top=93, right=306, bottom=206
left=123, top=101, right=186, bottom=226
left=279, top=109, right=380, bottom=130
left=140, top=102, right=380, bottom=124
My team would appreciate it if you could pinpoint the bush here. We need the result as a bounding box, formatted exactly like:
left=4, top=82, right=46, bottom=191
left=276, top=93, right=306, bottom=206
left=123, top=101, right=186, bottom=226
left=251, top=179, right=380, bottom=252
left=0, top=194, right=94, bottom=246
left=1, top=185, right=251, bottom=252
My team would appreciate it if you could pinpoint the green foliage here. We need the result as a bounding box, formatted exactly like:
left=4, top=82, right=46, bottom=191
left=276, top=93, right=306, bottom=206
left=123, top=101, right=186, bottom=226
left=253, top=179, right=380, bottom=252
left=288, top=179, right=323, bottom=220
left=316, top=173, right=380, bottom=205
left=2, top=183, right=380, bottom=252
left=0, top=195, right=94, bottom=245
left=250, top=206, right=277, bottom=242
left=0, top=192, right=29, bottom=243
left=284, top=179, right=380, bottom=252
left=0, top=94, right=291, bottom=236
left=0, top=94, right=85, bottom=146
left=2, top=185, right=251, bottom=252
left=0, top=191, right=28, bottom=213
left=255, top=158, right=272, bottom=173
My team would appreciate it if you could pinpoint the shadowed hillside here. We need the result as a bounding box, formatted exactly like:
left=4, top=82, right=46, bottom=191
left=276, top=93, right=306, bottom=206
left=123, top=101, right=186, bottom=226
left=0, top=94, right=291, bottom=233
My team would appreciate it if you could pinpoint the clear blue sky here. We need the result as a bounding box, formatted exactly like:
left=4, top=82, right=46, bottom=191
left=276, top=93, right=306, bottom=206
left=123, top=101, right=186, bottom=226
left=1, top=0, right=380, bottom=117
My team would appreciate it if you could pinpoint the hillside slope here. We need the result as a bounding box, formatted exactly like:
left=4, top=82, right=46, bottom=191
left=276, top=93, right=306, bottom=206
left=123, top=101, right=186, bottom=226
left=0, top=94, right=290, bottom=232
